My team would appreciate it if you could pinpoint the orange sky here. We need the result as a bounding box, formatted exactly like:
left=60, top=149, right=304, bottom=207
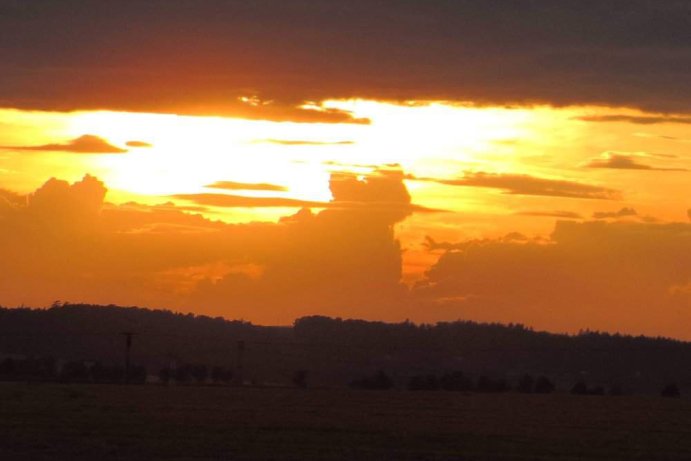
left=0, top=1, right=689, bottom=339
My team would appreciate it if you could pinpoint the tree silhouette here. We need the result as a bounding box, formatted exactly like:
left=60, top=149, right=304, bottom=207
left=476, top=376, right=508, bottom=393
left=408, top=374, right=439, bottom=391
left=609, top=384, right=624, bottom=396
left=349, top=370, right=393, bottom=390
left=534, top=376, right=555, bottom=394
left=661, top=383, right=681, bottom=398
left=571, top=381, right=588, bottom=395
left=191, top=364, right=208, bottom=384
left=439, top=371, right=473, bottom=391
left=292, top=369, right=308, bottom=388
left=173, top=365, right=191, bottom=384
left=159, top=367, right=172, bottom=385
left=211, top=366, right=233, bottom=384
left=516, top=374, right=534, bottom=393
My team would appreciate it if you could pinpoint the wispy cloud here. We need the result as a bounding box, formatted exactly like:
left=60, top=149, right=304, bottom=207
left=516, top=210, right=583, bottom=219
left=1, top=134, right=127, bottom=154
left=577, top=114, right=691, bottom=125
left=258, top=139, right=355, bottom=146
left=584, top=152, right=688, bottom=171
left=172, top=193, right=327, bottom=209
left=592, top=207, right=638, bottom=219
left=125, top=140, right=153, bottom=148
left=410, top=172, right=621, bottom=200
left=205, top=181, right=288, bottom=192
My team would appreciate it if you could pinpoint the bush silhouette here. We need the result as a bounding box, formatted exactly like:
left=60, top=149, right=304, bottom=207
left=571, top=381, right=588, bottom=395
left=159, top=367, right=172, bottom=385
left=608, top=384, right=624, bottom=396
left=173, top=365, right=192, bottom=384
left=476, top=376, right=508, bottom=393
left=534, top=376, right=555, bottom=394
left=190, top=364, right=208, bottom=384
left=211, top=366, right=233, bottom=384
left=349, top=370, right=394, bottom=390
left=588, top=386, right=605, bottom=396
left=59, top=361, right=90, bottom=383
left=571, top=381, right=607, bottom=396
left=408, top=374, right=439, bottom=391
left=439, top=371, right=473, bottom=391
left=91, top=363, right=125, bottom=383
left=661, top=383, right=681, bottom=398
left=292, top=369, right=308, bottom=388
left=516, top=374, right=534, bottom=393
left=129, top=365, right=147, bottom=384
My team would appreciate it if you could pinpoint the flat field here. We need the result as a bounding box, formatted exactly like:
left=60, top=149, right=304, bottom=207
left=1, top=382, right=690, bottom=460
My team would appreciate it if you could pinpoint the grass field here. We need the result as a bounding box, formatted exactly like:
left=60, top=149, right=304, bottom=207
left=1, top=382, right=691, bottom=460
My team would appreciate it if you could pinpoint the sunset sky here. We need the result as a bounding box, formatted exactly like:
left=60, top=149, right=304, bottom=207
left=0, top=1, right=689, bottom=338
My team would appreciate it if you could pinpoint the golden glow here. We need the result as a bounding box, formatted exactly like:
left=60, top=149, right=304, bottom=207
left=1, top=101, right=690, bottom=334
left=1, top=101, right=689, bottom=227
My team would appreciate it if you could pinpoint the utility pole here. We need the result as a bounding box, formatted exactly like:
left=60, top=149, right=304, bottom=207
left=236, top=340, right=245, bottom=385
left=121, top=332, right=134, bottom=384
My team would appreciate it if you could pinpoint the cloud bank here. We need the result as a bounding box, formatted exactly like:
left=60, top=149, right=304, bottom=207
left=415, top=220, right=691, bottom=338
left=1, top=1, right=689, bottom=120
left=1, top=173, right=690, bottom=338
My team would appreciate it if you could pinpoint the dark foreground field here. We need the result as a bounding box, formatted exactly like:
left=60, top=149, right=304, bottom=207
left=1, top=383, right=691, bottom=460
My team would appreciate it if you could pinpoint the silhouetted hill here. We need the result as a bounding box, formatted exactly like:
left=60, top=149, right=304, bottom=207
left=1, top=304, right=689, bottom=393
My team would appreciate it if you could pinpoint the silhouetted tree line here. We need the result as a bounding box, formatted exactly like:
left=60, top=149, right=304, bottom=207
left=350, top=370, right=394, bottom=390
left=0, top=305, right=689, bottom=395
left=158, top=364, right=234, bottom=385
left=0, top=356, right=56, bottom=382
left=350, top=370, right=680, bottom=398
left=350, top=370, right=554, bottom=393
left=0, top=356, right=146, bottom=384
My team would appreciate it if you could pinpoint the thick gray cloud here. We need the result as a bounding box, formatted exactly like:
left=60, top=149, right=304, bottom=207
left=0, top=1, right=689, bottom=121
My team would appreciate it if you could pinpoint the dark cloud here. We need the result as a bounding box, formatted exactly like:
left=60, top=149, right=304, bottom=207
left=516, top=210, right=583, bottom=219
left=412, top=172, right=621, bottom=200
left=1, top=135, right=127, bottom=154
left=592, top=207, right=638, bottom=220
left=0, top=1, right=689, bottom=120
left=259, top=139, right=355, bottom=146
left=205, top=181, right=288, bottom=192
left=125, top=140, right=153, bottom=148
left=576, top=114, right=691, bottom=125
left=585, top=152, right=688, bottom=171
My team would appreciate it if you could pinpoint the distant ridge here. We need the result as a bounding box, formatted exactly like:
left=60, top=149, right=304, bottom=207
left=1, top=303, right=689, bottom=393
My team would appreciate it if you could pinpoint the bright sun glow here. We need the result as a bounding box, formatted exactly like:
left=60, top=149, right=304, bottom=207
left=59, top=101, right=541, bottom=218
